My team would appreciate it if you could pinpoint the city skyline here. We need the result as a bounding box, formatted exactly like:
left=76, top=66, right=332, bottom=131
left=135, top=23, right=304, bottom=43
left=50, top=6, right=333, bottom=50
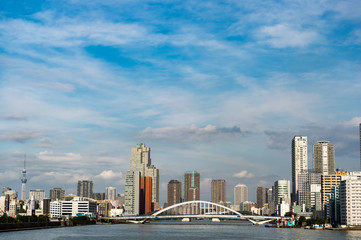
left=1, top=0, right=361, bottom=205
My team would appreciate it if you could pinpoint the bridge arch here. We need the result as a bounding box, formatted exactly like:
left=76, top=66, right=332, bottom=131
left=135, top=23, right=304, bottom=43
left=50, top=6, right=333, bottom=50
left=152, top=200, right=243, bottom=217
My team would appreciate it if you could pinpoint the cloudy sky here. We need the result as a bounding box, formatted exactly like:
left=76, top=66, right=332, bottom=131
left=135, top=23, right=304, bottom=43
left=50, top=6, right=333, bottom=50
left=1, top=0, right=361, bottom=204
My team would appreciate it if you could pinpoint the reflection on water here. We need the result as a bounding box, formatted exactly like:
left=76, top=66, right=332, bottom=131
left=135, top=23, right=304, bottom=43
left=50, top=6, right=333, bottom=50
left=1, top=221, right=361, bottom=240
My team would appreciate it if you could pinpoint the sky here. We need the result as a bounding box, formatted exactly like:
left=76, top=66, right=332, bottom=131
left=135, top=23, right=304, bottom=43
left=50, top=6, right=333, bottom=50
left=0, top=0, right=361, bottom=205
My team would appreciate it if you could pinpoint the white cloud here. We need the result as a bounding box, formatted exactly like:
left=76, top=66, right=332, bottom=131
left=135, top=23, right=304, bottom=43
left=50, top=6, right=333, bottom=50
left=30, top=171, right=91, bottom=185
left=233, top=170, right=254, bottom=178
left=95, top=170, right=123, bottom=179
left=257, top=23, right=321, bottom=48
left=0, top=130, right=41, bottom=143
left=342, top=117, right=361, bottom=127
left=37, top=151, right=82, bottom=162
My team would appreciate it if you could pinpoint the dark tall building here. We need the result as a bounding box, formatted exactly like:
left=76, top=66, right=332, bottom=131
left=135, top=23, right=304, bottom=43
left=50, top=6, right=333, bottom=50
left=77, top=180, right=93, bottom=198
left=256, top=185, right=266, bottom=208
left=42, top=198, right=50, bottom=215
left=139, top=176, right=152, bottom=214
left=211, top=179, right=226, bottom=203
left=183, top=171, right=200, bottom=201
left=92, top=192, right=105, bottom=200
left=49, top=188, right=65, bottom=201
left=167, top=180, right=182, bottom=206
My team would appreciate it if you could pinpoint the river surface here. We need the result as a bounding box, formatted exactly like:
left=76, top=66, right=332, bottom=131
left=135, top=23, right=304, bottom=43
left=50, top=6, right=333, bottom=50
left=2, top=221, right=361, bottom=240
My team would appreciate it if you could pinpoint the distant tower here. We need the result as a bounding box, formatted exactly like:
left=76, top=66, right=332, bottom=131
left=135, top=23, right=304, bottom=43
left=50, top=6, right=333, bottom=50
left=292, top=136, right=308, bottom=204
left=21, top=155, right=27, bottom=201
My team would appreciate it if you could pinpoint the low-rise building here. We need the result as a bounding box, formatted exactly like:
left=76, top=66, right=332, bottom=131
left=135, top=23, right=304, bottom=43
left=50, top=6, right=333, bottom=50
left=50, top=198, right=97, bottom=217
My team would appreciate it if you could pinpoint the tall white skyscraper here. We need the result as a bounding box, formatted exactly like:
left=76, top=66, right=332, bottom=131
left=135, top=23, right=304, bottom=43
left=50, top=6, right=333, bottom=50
left=234, top=184, right=248, bottom=206
left=313, top=141, right=335, bottom=174
left=292, top=136, right=308, bottom=203
left=105, top=187, right=116, bottom=200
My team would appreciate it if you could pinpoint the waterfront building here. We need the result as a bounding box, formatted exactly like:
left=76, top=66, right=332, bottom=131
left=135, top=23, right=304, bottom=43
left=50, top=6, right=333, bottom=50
left=129, top=143, right=159, bottom=206
left=297, top=172, right=310, bottom=211
left=50, top=188, right=65, bottom=201
left=240, top=201, right=255, bottom=213
left=340, top=172, right=361, bottom=226
left=321, top=169, right=349, bottom=205
left=167, top=180, right=182, bottom=207
left=42, top=198, right=51, bottom=215
left=234, top=184, right=248, bottom=206
left=256, top=185, right=266, bottom=208
left=211, top=179, right=226, bottom=203
left=279, top=200, right=290, bottom=217
left=125, top=170, right=141, bottom=215
left=274, top=180, right=291, bottom=211
left=183, top=171, right=200, bottom=201
left=77, top=180, right=93, bottom=198
left=105, top=187, right=116, bottom=200
left=313, top=141, right=335, bottom=174
left=292, top=136, right=308, bottom=203
left=125, top=143, right=159, bottom=214
left=50, top=198, right=97, bottom=217
left=140, top=176, right=152, bottom=214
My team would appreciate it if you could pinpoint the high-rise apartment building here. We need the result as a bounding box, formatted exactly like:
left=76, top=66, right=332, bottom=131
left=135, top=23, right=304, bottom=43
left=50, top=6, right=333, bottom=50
left=211, top=179, right=226, bottom=203
left=256, top=185, right=266, bottom=208
left=29, top=189, right=45, bottom=203
left=77, top=180, right=93, bottom=198
left=50, top=188, right=65, bottom=201
left=292, top=136, right=308, bottom=203
left=183, top=171, right=200, bottom=201
left=125, top=170, right=140, bottom=215
left=321, top=169, right=349, bottom=205
left=105, top=187, right=116, bottom=200
left=313, top=141, right=335, bottom=174
left=167, top=180, right=182, bottom=206
left=340, top=172, right=361, bottom=226
left=234, top=184, right=248, bottom=206
left=274, top=180, right=291, bottom=209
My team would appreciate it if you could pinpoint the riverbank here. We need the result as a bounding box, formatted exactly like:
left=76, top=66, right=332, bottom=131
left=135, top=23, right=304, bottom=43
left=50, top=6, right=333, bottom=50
left=0, top=220, right=96, bottom=232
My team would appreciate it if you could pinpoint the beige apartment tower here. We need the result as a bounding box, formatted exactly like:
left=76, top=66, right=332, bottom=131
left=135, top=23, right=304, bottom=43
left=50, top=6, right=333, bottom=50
left=321, top=169, right=349, bottom=204
left=211, top=179, right=226, bottom=203
left=183, top=171, right=200, bottom=201
left=292, top=136, right=308, bottom=203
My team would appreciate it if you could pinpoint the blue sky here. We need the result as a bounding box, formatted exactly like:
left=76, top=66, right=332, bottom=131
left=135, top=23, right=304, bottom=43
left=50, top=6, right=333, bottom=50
left=1, top=0, right=361, bottom=204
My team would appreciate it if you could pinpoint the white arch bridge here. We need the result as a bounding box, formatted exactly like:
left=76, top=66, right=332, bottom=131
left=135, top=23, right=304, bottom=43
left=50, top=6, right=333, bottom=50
left=102, top=200, right=278, bottom=225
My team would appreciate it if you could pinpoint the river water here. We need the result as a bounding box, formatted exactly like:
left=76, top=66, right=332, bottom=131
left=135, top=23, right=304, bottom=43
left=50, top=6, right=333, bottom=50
left=2, top=221, right=361, bottom=240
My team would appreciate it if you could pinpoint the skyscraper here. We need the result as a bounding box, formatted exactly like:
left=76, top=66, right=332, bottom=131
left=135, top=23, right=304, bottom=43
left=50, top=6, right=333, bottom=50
left=125, top=170, right=140, bottom=215
left=125, top=143, right=159, bottom=215
left=274, top=180, right=291, bottom=210
left=105, top=187, right=116, bottom=200
left=139, top=176, right=152, bottom=214
left=313, top=141, right=335, bottom=174
left=256, top=185, right=266, bottom=208
left=292, top=136, right=308, bottom=203
left=77, top=180, right=93, bottom=198
left=50, top=188, right=65, bottom=201
left=183, top=171, right=200, bottom=201
left=234, top=184, right=248, bottom=206
left=211, top=179, right=226, bottom=203
left=167, top=180, right=182, bottom=206
left=21, top=155, right=27, bottom=201
left=129, top=143, right=159, bottom=206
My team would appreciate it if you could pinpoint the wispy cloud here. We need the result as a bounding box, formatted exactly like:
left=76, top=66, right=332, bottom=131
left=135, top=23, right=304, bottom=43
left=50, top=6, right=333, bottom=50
left=233, top=170, right=254, bottom=179
left=0, top=130, right=40, bottom=143
left=139, top=125, right=248, bottom=142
